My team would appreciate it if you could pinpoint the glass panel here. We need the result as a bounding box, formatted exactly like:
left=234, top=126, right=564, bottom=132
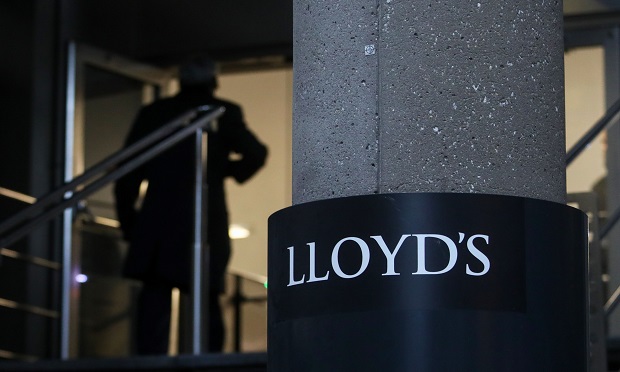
left=565, top=45, right=611, bottom=369
left=83, top=65, right=146, bottom=220
left=565, top=45, right=606, bottom=195
left=74, top=64, right=148, bottom=358
left=74, top=219, right=138, bottom=357
left=218, top=68, right=293, bottom=282
left=222, top=273, right=268, bottom=353
left=564, top=45, right=609, bottom=299
left=67, top=48, right=286, bottom=360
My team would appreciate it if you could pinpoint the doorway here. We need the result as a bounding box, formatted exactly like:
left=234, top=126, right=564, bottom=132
left=63, top=43, right=292, bottom=358
left=64, top=43, right=176, bottom=358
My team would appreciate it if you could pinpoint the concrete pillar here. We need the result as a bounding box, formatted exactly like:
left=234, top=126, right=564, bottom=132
left=293, top=1, right=566, bottom=205
left=275, top=3, right=585, bottom=370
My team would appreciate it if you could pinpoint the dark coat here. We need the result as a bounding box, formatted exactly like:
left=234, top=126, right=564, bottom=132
left=114, top=89, right=267, bottom=292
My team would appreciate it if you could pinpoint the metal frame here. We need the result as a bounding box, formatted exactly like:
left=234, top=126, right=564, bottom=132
left=62, top=43, right=77, bottom=359
left=192, top=126, right=207, bottom=354
left=61, top=42, right=177, bottom=359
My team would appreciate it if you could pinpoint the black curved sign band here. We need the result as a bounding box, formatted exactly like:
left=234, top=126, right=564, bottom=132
left=268, top=193, right=587, bottom=371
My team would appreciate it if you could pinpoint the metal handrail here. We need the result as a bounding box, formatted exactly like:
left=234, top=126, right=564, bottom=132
left=228, top=270, right=267, bottom=353
left=0, top=106, right=224, bottom=251
left=0, top=188, right=61, bottom=269
left=605, top=286, right=620, bottom=316
left=602, top=208, right=620, bottom=316
left=566, top=97, right=620, bottom=165
left=0, top=248, right=60, bottom=270
left=0, top=298, right=59, bottom=319
left=600, top=208, right=620, bottom=241
left=0, top=187, right=37, bottom=205
left=1, top=108, right=196, bottom=240
left=228, top=267, right=267, bottom=287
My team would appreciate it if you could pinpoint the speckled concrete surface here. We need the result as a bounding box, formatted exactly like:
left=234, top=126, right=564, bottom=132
left=292, top=0, right=566, bottom=205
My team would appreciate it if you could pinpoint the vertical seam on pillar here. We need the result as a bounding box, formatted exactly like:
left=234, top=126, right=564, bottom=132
left=376, top=0, right=382, bottom=194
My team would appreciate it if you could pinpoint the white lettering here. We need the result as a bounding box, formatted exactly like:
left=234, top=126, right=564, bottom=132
left=331, top=237, right=370, bottom=279
left=412, top=234, right=458, bottom=275
left=370, top=234, right=412, bottom=276
left=307, top=242, right=330, bottom=282
left=285, top=232, right=492, bottom=287
left=466, top=234, right=490, bottom=276
left=287, top=246, right=306, bottom=286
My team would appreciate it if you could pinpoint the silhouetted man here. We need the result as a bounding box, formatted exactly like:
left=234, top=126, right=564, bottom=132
left=114, top=56, right=267, bottom=354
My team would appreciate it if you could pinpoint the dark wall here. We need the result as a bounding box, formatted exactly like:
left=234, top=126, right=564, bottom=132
left=0, top=2, right=35, bottom=193
left=0, top=0, right=59, bottom=198
left=0, top=0, right=60, bottom=359
left=66, top=0, right=293, bottom=65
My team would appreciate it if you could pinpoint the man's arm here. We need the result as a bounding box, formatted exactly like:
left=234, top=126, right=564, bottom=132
left=221, top=104, right=268, bottom=183
left=114, top=170, right=143, bottom=241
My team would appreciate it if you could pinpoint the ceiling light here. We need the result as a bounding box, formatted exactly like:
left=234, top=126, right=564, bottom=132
left=229, top=224, right=251, bottom=240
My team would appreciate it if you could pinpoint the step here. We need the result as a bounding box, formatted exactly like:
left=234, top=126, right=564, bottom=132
left=0, top=352, right=267, bottom=372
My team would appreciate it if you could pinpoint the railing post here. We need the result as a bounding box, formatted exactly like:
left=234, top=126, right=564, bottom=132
left=191, top=127, right=209, bottom=354
left=61, top=41, right=77, bottom=360
left=233, top=275, right=242, bottom=352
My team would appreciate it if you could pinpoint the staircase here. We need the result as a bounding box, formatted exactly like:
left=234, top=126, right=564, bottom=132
left=0, top=107, right=272, bottom=369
